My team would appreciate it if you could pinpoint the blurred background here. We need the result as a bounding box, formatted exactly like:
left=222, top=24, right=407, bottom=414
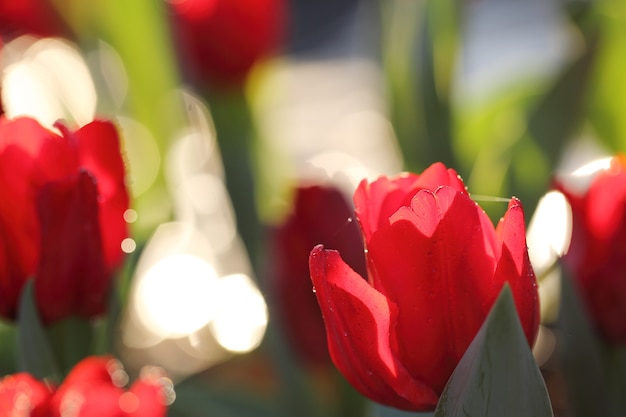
left=0, top=0, right=623, bottom=415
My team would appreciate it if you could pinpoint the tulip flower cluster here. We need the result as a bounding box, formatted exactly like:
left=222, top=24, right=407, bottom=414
left=3, top=0, right=626, bottom=414
left=0, top=356, right=171, bottom=416
left=309, top=162, right=540, bottom=411
left=0, top=117, right=129, bottom=324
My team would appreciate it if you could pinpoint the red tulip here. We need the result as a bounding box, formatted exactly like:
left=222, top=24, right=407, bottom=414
left=0, top=116, right=129, bottom=323
left=48, top=356, right=169, bottom=417
left=0, top=0, right=69, bottom=39
left=0, top=373, right=53, bottom=416
left=309, top=162, right=540, bottom=411
left=0, top=356, right=170, bottom=417
left=267, top=184, right=366, bottom=365
left=168, top=0, right=286, bottom=88
left=558, top=155, right=626, bottom=344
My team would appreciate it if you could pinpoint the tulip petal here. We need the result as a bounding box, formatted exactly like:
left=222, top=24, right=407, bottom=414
left=0, top=117, right=77, bottom=318
left=49, top=356, right=125, bottom=417
left=309, top=245, right=439, bottom=411
left=585, top=157, right=626, bottom=243
left=269, top=185, right=365, bottom=365
left=127, top=368, right=170, bottom=417
left=60, top=120, right=129, bottom=270
left=493, top=197, right=539, bottom=346
left=0, top=373, right=52, bottom=416
left=367, top=187, right=497, bottom=393
left=354, top=174, right=421, bottom=242
left=354, top=163, right=467, bottom=243
left=35, top=171, right=110, bottom=323
left=414, top=162, right=466, bottom=194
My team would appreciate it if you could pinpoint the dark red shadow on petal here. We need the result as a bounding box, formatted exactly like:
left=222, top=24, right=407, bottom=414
left=35, top=171, right=110, bottom=324
left=267, top=185, right=366, bottom=365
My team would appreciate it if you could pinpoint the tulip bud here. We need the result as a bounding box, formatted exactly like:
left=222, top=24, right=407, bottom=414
left=0, top=117, right=129, bottom=323
left=309, top=162, right=539, bottom=411
left=267, top=184, right=366, bottom=365
left=557, top=155, right=626, bottom=345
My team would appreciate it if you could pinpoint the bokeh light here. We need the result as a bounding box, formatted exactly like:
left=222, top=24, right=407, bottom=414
left=209, top=273, right=268, bottom=353
left=134, top=253, right=220, bottom=337
left=1, top=36, right=96, bottom=127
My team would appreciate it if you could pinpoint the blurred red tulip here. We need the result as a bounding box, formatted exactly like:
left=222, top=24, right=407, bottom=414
left=48, top=356, right=169, bottom=417
left=168, top=0, right=286, bottom=88
left=0, top=373, right=53, bottom=416
left=0, top=0, right=69, bottom=39
left=267, top=184, right=366, bottom=365
left=0, top=356, right=169, bottom=417
left=309, top=162, right=540, bottom=411
left=0, top=117, right=129, bottom=323
left=558, top=155, right=626, bottom=344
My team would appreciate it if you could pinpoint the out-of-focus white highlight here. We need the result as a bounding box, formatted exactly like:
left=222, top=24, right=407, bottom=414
left=571, top=157, right=612, bottom=177
left=123, top=209, right=138, bottom=223
left=251, top=58, right=403, bottom=221
left=532, top=325, right=557, bottom=367
left=527, top=191, right=572, bottom=323
left=119, top=89, right=265, bottom=380
left=121, top=238, right=137, bottom=254
left=556, top=149, right=612, bottom=195
left=123, top=223, right=268, bottom=378
left=527, top=191, right=572, bottom=274
left=210, top=274, right=268, bottom=353
left=254, top=59, right=402, bottom=174
left=1, top=37, right=97, bottom=128
left=135, top=254, right=220, bottom=337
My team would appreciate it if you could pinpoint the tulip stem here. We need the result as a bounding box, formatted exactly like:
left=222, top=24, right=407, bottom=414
left=46, top=317, right=94, bottom=375
left=606, top=346, right=626, bottom=417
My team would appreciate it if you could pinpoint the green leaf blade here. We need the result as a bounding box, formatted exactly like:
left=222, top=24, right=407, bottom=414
left=16, top=280, right=62, bottom=382
left=435, top=285, right=552, bottom=417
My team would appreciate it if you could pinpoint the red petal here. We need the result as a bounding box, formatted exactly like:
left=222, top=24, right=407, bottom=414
left=309, top=246, right=438, bottom=411
left=581, top=260, right=626, bottom=343
left=0, top=373, right=53, bottom=416
left=354, top=163, right=467, bottom=243
left=414, top=162, right=466, bottom=195
left=494, top=198, right=540, bottom=346
left=268, top=185, right=365, bottom=365
left=354, top=174, right=421, bottom=242
left=366, top=187, right=497, bottom=393
left=49, top=356, right=125, bottom=417
left=35, top=172, right=110, bottom=323
left=0, top=117, right=76, bottom=319
left=126, top=369, right=169, bottom=417
left=61, top=356, right=117, bottom=386
left=69, top=120, right=130, bottom=271
left=585, top=160, right=626, bottom=243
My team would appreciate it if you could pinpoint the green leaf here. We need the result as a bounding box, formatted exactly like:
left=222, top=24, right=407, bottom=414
left=434, top=285, right=552, bottom=417
left=0, top=322, right=17, bottom=374
left=16, top=280, right=62, bottom=382
left=557, top=267, right=610, bottom=417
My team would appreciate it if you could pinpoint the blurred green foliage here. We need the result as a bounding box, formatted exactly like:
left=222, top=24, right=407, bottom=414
left=382, top=0, right=626, bottom=221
